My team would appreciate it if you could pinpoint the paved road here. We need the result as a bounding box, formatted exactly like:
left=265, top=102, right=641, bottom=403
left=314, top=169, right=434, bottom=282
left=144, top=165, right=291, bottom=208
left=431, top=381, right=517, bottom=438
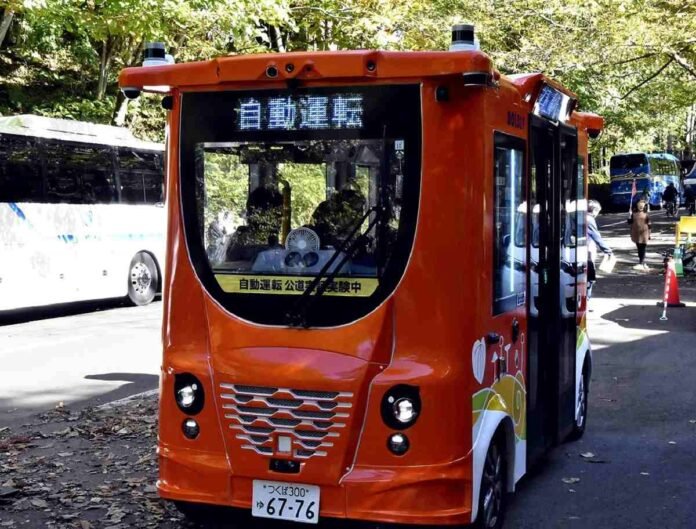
left=2, top=208, right=695, bottom=527
left=506, top=210, right=696, bottom=529
left=0, top=301, right=161, bottom=427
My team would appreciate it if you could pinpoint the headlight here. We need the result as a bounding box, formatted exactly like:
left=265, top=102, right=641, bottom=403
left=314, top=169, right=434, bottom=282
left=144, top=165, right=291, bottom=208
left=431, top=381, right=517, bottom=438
left=393, top=398, right=417, bottom=424
left=177, top=385, right=197, bottom=408
left=174, top=373, right=205, bottom=415
left=380, top=385, right=421, bottom=430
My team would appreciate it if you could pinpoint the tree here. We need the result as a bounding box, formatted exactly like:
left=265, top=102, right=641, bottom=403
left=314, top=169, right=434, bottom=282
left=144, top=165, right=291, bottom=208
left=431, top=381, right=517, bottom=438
left=0, top=0, right=694, bottom=159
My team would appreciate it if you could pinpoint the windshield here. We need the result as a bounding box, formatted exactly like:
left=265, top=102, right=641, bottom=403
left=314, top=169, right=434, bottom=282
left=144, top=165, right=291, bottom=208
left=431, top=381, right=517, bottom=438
left=610, top=154, right=648, bottom=176
left=179, top=85, right=421, bottom=327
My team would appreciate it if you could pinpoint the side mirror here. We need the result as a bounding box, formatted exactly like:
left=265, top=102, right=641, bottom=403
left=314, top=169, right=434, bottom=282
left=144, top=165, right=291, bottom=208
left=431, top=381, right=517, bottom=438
left=503, top=234, right=511, bottom=248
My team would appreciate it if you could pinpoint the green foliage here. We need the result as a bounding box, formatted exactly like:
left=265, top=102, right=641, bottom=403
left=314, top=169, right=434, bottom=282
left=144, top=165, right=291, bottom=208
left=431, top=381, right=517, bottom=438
left=278, top=163, right=326, bottom=228
left=202, top=151, right=249, bottom=227
left=589, top=173, right=610, bottom=185
left=0, top=0, right=694, bottom=161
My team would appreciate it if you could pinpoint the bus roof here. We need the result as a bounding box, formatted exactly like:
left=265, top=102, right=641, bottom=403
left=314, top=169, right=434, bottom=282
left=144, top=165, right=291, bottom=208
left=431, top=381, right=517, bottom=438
left=120, top=50, right=495, bottom=88
left=0, top=114, right=162, bottom=151
left=611, top=152, right=679, bottom=161
left=119, top=50, right=602, bottom=135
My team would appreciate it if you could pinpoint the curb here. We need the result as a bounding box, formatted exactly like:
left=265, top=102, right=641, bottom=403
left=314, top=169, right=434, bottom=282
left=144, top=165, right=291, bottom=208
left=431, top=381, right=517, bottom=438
left=96, top=388, right=159, bottom=410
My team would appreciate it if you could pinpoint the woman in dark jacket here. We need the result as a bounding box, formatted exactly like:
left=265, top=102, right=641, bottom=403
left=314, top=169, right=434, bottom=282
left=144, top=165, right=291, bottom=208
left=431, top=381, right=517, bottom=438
left=629, top=200, right=651, bottom=270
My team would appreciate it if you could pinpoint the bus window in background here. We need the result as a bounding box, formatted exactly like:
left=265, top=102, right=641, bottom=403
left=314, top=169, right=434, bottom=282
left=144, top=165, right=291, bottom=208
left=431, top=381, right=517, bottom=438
left=44, top=142, right=117, bottom=204
left=117, top=147, right=164, bottom=204
left=0, top=135, right=43, bottom=203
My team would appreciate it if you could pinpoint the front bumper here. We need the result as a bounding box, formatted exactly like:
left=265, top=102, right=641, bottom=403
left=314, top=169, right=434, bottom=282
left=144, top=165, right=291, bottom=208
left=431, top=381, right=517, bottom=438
left=157, top=443, right=472, bottom=526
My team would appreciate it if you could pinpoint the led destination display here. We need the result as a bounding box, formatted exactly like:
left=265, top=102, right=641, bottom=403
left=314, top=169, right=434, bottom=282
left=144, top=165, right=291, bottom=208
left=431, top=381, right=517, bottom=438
left=236, top=94, right=364, bottom=131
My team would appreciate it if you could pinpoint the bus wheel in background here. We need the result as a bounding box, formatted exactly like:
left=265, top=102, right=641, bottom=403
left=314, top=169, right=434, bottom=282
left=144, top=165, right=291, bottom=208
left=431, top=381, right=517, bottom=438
left=127, top=252, right=159, bottom=306
left=475, top=434, right=507, bottom=529
left=567, top=368, right=589, bottom=441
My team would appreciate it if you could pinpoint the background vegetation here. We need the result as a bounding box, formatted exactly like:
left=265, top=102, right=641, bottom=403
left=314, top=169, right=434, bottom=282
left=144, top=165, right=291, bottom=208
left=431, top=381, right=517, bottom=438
left=1, top=0, right=695, bottom=172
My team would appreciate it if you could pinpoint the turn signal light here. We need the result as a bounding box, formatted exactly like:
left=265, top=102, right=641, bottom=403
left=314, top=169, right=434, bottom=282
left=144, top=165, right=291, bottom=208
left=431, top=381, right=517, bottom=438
left=387, top=433, right=409, bottom=455
left=182, top=419, right=200, bottom=439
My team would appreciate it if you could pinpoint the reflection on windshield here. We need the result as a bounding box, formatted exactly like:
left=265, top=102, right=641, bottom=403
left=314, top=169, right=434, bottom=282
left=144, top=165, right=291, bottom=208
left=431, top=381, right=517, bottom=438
left=514, top=203, right=540, bottom=248
left=197, top=139, right=405, bottom=292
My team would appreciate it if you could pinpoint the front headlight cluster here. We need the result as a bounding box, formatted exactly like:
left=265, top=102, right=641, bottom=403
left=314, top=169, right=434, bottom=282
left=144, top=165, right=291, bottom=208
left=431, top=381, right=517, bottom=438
left=381, top=385, right=421, bottom=456
left=174, top=373, right=205, bottom=439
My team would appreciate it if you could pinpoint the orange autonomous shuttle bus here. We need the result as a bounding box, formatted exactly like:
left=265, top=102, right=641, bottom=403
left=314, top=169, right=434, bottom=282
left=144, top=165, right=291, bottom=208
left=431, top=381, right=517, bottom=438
left=120, top=27, right=603, bottom=529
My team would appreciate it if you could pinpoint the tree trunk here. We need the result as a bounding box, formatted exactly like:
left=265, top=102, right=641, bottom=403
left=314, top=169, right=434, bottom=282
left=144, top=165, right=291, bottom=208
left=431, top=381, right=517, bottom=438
left=686, top=104, right=696, bottom=159
left=111, top=90, right=128, bottom=126
left=96, top=36, right=116, bottom=100
left=110, top=40, right=144, bottom=126
left=0, top=9, right=14, bottom=49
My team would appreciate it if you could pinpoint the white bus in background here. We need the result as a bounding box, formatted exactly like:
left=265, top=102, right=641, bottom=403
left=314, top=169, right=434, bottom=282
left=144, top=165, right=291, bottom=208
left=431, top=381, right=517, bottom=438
left=0, top=115, right=165, bottom=312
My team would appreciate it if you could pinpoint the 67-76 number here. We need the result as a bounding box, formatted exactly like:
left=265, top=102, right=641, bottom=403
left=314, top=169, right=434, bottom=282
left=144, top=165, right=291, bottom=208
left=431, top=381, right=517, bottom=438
left=266, top=497, right=316, bottom=520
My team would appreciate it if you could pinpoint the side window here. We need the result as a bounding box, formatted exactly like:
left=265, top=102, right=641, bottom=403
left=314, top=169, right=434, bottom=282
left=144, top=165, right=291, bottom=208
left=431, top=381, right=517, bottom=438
left=493, top=133, right=526, bottom=315
left=576, top=159, right=587, bottom=248
left=44, top=142, right=116, bottom=204
left=0, top=134, right=44, bottom=202
left=117, top=148, right=163, bottom=204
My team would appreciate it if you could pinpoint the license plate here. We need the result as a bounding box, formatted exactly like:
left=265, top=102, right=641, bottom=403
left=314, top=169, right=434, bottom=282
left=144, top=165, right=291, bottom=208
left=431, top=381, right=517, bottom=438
left=252, top=480, right=320, bottom=524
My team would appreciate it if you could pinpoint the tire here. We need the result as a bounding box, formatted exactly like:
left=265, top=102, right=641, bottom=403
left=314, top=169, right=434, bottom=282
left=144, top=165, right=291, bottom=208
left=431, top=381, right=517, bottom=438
left=174, top=501, right=208, bottom=526
left=567, top=368, right=588, bottom=441
left=174, top=501, right=242, bottom=528
left=474, top=434, right=507, bottom=529
left=127, top=252, right=159, bottom=306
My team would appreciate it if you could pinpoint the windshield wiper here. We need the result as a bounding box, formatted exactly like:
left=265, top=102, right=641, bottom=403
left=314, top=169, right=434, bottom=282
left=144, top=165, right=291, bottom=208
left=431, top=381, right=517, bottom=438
left=284, top=204, right=384, bottom=328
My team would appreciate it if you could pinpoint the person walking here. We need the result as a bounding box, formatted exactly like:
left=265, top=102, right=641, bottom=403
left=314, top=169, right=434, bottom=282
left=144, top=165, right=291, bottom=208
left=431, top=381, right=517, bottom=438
left=587, top=199, right=612, bottom=298
left=628, top=200, right=651, bottom=270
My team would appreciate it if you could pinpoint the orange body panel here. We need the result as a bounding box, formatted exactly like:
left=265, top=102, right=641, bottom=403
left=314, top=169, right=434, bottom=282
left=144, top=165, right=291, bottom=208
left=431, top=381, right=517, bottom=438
left=121, top=50, right=602, bottom=525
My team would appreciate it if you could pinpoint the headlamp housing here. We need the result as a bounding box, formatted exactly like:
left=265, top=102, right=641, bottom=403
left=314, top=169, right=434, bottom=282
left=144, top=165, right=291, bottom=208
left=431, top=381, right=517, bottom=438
left=174, top=373, right=205, bottom=415
left=380, top=384, right=421, bottom=430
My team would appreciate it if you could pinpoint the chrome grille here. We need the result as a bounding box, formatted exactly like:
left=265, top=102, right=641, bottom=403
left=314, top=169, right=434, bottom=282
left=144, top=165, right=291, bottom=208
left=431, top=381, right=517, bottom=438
left=219, top=383, right=353, bottom=460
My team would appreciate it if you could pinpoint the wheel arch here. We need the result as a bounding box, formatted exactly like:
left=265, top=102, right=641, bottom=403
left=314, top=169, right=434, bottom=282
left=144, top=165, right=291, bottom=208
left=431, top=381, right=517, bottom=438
left=576, top=329, right=592, bottom=406
left=471, top=410, right=516, bottom=522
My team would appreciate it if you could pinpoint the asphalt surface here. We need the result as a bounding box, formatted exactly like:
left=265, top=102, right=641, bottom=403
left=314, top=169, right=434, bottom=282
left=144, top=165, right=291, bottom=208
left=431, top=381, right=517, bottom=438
left=0, top=300, right=161, bottom=428
left=506, top=209, right=696, bottom=528
left=1, top=209, right=696, bottom=528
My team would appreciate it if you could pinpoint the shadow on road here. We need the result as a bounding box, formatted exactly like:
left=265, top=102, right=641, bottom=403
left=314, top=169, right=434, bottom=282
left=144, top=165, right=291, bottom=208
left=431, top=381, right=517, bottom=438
left=0, top=373, right=160, bottom=428
left=0, top=298, right=126, bottom=326
left=600, top=304, right=696, bottom=332
left=83, top=372, right=160, bottom=404
left=0, top=296, right=162, bottom=326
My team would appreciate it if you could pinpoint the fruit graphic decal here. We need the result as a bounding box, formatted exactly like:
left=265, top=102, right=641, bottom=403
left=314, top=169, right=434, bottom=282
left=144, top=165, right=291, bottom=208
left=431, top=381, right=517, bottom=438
left=472, top=337, right=486, bottom=384
left=472, top=333, right=527, bottom=446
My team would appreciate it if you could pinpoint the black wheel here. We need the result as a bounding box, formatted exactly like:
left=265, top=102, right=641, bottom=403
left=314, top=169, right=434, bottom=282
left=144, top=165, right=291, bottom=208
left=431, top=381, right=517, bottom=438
left=127, top=252, right=159, bottom=306
left=174, top=501, right=242, bottom=528
left=474, top=435, right=507, bottom=529
left=567, top=368, right=588, bottom=441
left=175, top=501, right=208, bottom=526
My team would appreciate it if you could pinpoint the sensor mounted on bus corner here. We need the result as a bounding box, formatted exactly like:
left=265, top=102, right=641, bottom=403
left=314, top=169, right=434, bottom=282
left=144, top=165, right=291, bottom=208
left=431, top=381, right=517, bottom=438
left=121, top=87, right=141, bottom=100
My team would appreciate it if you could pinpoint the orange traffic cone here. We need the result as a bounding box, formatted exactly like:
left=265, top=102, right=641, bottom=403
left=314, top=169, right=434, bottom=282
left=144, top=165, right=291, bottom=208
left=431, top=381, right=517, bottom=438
left=659, top=257, right=685, bottom=320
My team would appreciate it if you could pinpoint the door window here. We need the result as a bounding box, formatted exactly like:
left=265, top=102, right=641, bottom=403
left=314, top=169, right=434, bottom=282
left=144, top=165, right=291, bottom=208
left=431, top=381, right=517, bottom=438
left=493, top=133, right=526, bottom=315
